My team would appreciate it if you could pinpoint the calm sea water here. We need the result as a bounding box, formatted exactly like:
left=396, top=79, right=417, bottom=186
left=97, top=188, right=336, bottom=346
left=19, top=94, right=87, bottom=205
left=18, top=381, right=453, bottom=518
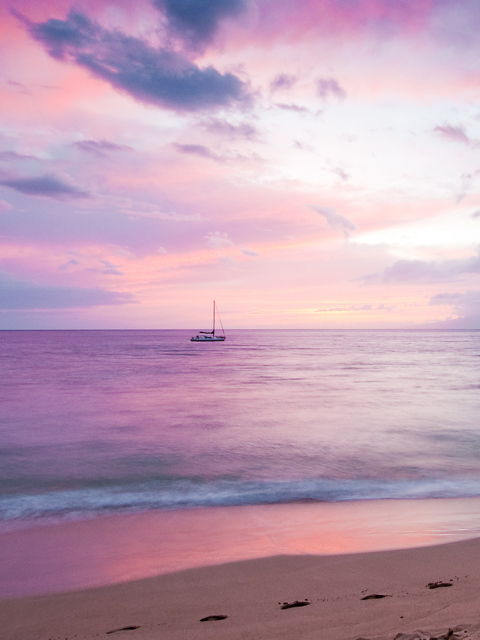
left=1, top=329, right=480, bottom=529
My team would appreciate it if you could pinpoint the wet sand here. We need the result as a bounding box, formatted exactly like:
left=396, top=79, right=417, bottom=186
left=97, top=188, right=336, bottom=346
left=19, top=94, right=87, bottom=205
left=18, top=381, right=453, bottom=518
left=1, top=498, right=480, bottom=599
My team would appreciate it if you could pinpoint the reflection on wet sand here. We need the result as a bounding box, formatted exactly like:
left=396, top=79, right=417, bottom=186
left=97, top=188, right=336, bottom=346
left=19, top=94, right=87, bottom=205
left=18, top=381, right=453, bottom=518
left=1, top=497, right=480, bottom=599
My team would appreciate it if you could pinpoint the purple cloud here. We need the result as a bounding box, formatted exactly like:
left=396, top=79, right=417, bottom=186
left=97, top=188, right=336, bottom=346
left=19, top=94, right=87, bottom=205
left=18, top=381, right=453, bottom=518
left=429, top=291, right=480, bottom=326
left=270, top=74, right=297, bottom=92
left=275, top=103, right=309, bottom=113
left=241, top=248, right=259, bottom=257
left=172, top=143, right=221, bottom=161
left=0, top=151, right=36, bottom=161
left=99, top=260, right=124, bottom=276
left=73, top=140, right=133, bottom=157
left=361, top=254, right=480, bottom=284
left=316, top=77, right=346, bottom=100
left=0, top=273, right=134, bottom=310
left=202, top=119, right=259, bottom=140
left=0, top=173, right=89, bottom=199
left=153, top=0, right=246, bottom=49
left=434, top=125, right=474, bottom=146
left=17, top=10, right=249, bottom=113
left=0, top=198, right=209, bottom=254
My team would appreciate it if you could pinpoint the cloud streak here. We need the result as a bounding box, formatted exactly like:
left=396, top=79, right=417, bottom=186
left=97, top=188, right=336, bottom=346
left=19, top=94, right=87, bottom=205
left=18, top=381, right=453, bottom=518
left=434, top=125, right=476, bottom=146
left=201, top=119, right=259, bottom=140
left=0, top=174, right=89, bottom=199
left=310, top=205, right=357, bottom=238
left=0, top=273, right=134, bottom=310
left=361, top=253, right=480, bottom=284
left=173, top=143, right=221, bottom=161
left=73, top=139, right=133, bottom=157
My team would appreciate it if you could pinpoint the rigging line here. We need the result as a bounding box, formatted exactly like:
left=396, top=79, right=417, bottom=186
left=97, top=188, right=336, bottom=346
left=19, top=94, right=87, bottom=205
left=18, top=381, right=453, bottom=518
left=216, top=304, right=225, bottom=335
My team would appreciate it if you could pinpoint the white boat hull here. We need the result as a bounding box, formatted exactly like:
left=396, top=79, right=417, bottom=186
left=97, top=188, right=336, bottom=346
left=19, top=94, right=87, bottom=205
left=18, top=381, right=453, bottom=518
left=191, top=301, right=226, bottom=342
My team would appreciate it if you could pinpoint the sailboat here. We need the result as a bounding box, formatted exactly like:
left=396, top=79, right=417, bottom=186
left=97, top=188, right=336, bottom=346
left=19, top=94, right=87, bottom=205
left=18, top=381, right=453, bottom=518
left=190, top=301, right=226, bottom=342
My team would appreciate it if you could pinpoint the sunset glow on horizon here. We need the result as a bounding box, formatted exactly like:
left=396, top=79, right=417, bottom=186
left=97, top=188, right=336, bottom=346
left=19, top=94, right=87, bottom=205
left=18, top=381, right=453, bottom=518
left=1, top=0, right=480, bottom=329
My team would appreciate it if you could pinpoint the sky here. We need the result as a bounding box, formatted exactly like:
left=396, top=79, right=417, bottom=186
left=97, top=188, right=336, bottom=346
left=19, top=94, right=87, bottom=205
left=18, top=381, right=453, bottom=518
left=1, top=0, right=480, bottom=329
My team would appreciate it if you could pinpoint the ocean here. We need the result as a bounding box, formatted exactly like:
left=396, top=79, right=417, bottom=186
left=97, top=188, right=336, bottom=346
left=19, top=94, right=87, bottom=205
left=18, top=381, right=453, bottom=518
left=1, top=329, right=480, bottom=531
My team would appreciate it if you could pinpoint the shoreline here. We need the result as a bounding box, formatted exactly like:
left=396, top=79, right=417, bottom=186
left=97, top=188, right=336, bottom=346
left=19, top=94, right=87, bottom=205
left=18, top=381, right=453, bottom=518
left=3, top=536, right=480, bottom=640
left=1, top=496, right=480, bottom=599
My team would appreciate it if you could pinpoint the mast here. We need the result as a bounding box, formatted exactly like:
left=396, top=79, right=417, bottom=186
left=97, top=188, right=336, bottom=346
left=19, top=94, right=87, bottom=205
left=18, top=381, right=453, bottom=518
left=213, top=300, right=216, bottom=336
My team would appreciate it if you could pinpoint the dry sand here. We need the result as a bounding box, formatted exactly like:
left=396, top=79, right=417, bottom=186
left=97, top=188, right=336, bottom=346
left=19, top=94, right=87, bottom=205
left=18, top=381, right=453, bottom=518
left=2, top=536, right=480, bottom=640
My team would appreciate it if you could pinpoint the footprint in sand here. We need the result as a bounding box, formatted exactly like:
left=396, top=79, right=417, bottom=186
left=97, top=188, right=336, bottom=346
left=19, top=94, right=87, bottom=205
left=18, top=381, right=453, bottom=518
left=280, top=600, right=311, bottom=609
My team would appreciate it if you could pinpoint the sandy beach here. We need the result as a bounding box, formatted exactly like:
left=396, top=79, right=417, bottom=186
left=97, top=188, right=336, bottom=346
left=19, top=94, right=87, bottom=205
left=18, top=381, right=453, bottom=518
left=2, top=535, right=480, bottom=640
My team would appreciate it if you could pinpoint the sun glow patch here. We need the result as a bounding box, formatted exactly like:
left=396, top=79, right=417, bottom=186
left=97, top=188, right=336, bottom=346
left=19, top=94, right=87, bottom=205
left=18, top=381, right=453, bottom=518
left=354, top=212, right=480, bottom=252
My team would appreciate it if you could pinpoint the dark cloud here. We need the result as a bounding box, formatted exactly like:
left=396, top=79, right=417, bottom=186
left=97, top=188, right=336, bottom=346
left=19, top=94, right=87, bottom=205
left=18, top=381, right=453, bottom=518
left=17, top=10, right=248, bottom=112
left=153, top=0, right=246, bottom=49
left=316, top=77, right=346, bottom=100
left=361, top=254, right=480, bottom=284
left=434, top=125, right=474, bottom=146
left=270, top=74, right=297, bottom=92
left=310, top=205, right=357, bottom=238
left=0, top=173, right=89, bottom=199
left=0, top=273, right=134, bottom=310
left=73, top=139, right=133, bottom=157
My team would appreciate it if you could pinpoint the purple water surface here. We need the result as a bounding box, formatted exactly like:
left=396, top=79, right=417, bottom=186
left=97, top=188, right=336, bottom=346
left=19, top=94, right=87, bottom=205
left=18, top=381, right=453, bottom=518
left=1, top=329, right=480, bottom=526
